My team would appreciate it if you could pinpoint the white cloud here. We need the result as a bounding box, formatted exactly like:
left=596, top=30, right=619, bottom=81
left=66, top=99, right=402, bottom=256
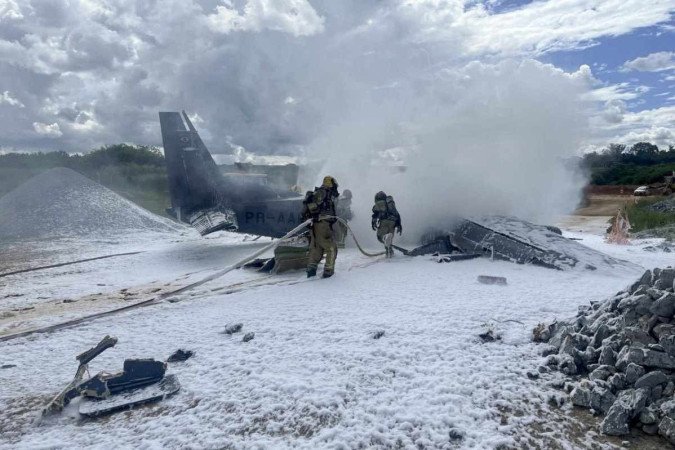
left=622, top=51, right=675, bottom=72
left=585, top=82, right=649, bottom=102
left=621, top=127, right=674, bottom=148
left=33, top=122, right=63, bottom=137
left=0, top=0, right=24, bottom=21
left=601, top=99, right=626, bottom=124
left=207, top=0, right=324, bottom=37
left=455, top=0, right=675, bottom=56
left=586, top=105, right=675, bottom=150
left=0, top=90, right=24, bottom=107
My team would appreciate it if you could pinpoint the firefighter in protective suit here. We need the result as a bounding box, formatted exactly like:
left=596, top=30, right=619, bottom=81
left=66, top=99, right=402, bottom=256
left=371, top=191, right=402, bottom=258
left=335, top=189, right=353, bottom=248
left=304, top=176, right=340, bottom=278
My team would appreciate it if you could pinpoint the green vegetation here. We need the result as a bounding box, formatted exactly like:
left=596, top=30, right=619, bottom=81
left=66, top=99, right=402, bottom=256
left=625, top=198, right=675, bottom=233
left=0, top=145, right=170, bottom=216
left=582, top=142, right=675, bottom=185
left=590, top=163, right=675, bottom=185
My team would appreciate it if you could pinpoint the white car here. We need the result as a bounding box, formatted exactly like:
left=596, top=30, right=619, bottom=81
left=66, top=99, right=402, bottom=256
left=633, top=186, right=650, bottom=196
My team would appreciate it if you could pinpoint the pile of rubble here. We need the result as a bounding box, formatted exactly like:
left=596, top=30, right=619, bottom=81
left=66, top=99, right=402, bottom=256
left=534, top=266, right=675, bottom=443
left=648, top=196, right=675, bottom=214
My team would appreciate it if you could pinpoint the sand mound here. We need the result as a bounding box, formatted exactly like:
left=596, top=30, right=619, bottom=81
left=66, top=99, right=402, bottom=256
left=0, top=167, right=184, bottom=241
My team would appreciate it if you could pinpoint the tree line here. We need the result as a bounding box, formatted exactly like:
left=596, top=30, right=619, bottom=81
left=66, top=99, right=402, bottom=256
left=581, top=142, right=675, bottom=185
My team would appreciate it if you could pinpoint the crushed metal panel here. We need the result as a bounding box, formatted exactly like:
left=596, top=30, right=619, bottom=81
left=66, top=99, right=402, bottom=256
left=445, top=216, right=637, bottom=271
left=189, top=207, right=238, bottom=235
left=449, top=219, right=572, bottom=270
left=79, top=374, right=180, bottom=417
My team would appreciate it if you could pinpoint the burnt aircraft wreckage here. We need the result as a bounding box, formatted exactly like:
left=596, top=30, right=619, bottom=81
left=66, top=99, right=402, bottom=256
left=41, top=336, right=180, bottom=420
left=160, top=111, right=305, bottom=237
left=160, top=111, right=631, bottom=272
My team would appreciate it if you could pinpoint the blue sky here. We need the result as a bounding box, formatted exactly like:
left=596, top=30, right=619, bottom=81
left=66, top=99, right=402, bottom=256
left=543, top=23, right=675, bottom=112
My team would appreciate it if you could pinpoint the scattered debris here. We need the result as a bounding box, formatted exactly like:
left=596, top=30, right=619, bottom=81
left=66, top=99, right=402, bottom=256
left=79, top=374, right=180, bottom=418
left=479, top=328, right=502, bottom=343
left=643, top=241, right=674, bottom=253
left=526, top=370, right=540, bottom=380
left=41, top=335, right=179, bottom=420
left=167, top=349, right=194, bottom=363
left=436, top=253, right=482, bottom=263
left=647, top=196, right=675, bottom=214
left=242, top=332, right=255, bottom=342
left=477, top=275, right=507, bottom=285
left=534, top=266, right=675, bottom=445
left=372, top=330, right=385, bottom=340
left=222, top=323, right=243, bottom=335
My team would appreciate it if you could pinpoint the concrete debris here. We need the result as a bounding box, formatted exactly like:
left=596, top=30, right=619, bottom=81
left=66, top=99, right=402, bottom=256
left=372, top=330, right=385, bottom=340
left=534, top=266, right=675, bottom=444
left=659, top=417, right=675, bottom=445
left=167, top=349, right=194, bottom=363
left=222, top=323, right=243, bottom=335
left=479, top=328, right=502, bottom=343
left=601, top=389, right=649, bottom=435
left=648, top=197, right=675, bottom=214
left=477, top=275, right=507, bottom=285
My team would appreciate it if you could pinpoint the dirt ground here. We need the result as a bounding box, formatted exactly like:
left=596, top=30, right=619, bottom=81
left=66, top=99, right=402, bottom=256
left=555, top=194, right=632, bottom=235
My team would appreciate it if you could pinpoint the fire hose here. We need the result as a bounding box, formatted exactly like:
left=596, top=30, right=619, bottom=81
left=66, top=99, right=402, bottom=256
left=0, top=217, right=388, bottom=342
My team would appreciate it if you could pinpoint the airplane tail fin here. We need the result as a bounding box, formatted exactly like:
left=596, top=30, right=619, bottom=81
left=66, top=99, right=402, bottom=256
left=159, top=111, right=237, bottom=234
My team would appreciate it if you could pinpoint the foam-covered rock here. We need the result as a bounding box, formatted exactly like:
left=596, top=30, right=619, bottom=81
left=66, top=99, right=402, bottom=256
left=601, top=388, right=649, bottom=435
left=534, top=266, right=675, bottom=443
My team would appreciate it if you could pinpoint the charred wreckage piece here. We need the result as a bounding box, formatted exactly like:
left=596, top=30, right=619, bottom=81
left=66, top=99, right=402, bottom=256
left=533, top=267, right=675, bottom=444
left=41, top=336, right=180, bottom=420
left=398, top=216, right=628, bottom=271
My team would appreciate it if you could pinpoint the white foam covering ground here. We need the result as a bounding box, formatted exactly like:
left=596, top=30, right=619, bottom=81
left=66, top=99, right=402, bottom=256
left=1, top=226, right=674, bottom=449
left=0, top=167, right=184, bottom=241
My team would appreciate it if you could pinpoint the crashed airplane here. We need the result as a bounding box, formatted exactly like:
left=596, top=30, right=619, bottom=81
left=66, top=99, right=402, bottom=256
left=159, top=111, right=306, bottom=237
left=160, top=111, right=632, bottom=272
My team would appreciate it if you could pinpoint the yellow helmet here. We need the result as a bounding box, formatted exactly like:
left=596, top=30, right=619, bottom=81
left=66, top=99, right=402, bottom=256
left=322, top=175, right=337, bottom=188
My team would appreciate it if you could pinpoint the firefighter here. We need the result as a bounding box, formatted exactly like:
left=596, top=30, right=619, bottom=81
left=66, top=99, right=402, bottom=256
left=335, top=189, right=353, bottom=248
left=371, top=191, right=402, bottom=258
left=304, top=176, right=340, bottom=278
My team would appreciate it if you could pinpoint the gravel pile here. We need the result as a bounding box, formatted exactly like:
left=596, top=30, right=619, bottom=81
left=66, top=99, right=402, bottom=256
left=648, top=196, right=675, bottom=214
left=534, top=266, right=675, bottom=443
left=0, top=167, right=183, bottom=241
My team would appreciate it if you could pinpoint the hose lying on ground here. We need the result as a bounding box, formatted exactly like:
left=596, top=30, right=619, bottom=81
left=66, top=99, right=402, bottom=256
left=0, top=252, right=144, bottom=278
left=332, top=217, right=386, bottom=257
left=0, top=217, right=392, bottom=342
left=0, top=220, right=312, bottom=342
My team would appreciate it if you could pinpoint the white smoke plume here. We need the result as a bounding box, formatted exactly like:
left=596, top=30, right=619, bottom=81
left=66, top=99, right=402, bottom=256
left=288, top=8, right=594, bottom=241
